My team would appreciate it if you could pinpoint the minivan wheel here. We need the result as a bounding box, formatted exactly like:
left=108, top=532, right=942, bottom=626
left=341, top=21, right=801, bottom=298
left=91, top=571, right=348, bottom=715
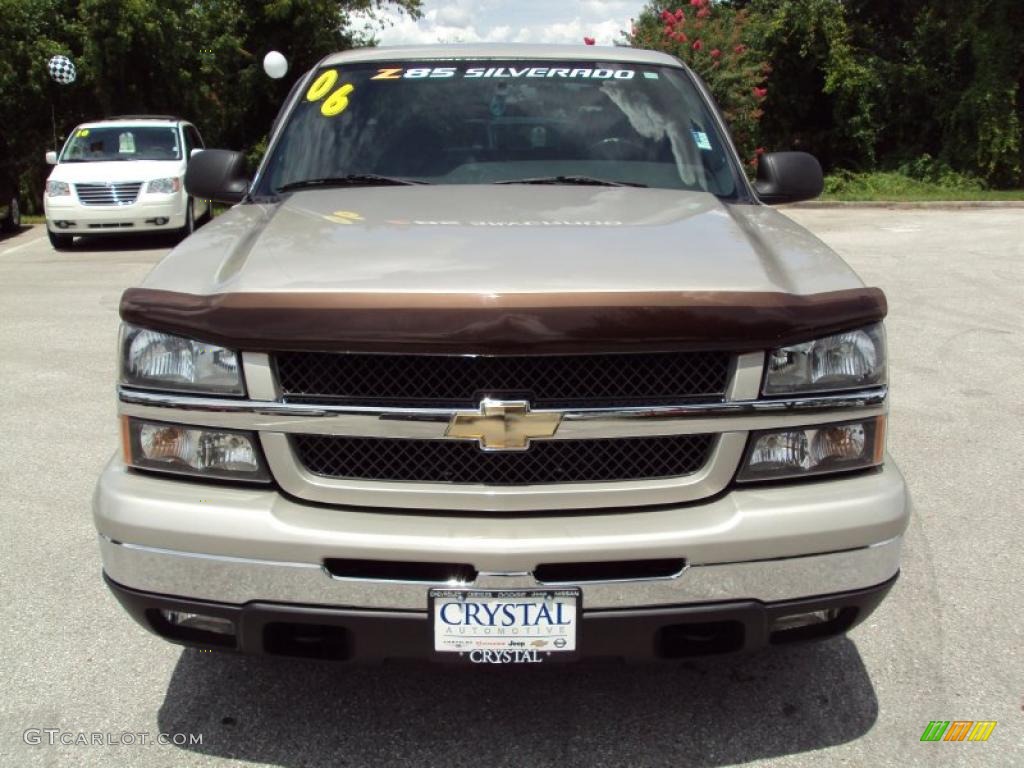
left=1, top=197, right=19, bottom=232
left=48, top=229, right=74, bottom=249
left=177, top=198, right=195, bottom=240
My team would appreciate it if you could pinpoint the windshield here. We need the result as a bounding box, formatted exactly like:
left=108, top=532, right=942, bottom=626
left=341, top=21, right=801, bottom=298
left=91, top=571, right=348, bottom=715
left=256, top=60, right=739, bottom=196
left=60, top=126, right=182, bottom=162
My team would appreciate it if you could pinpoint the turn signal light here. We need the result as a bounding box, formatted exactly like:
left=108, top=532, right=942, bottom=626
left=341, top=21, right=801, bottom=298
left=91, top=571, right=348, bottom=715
left=122, top=417, right=269, bottom=483
left=737, top=417, right=885, bottom=482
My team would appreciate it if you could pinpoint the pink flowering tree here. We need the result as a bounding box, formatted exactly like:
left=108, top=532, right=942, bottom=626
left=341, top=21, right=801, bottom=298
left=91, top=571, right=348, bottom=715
left=626, top=1, right=769, bottom=171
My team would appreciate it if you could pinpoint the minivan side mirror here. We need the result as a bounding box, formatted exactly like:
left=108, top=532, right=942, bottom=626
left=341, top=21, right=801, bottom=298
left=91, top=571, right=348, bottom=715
left=753, top=151, right=824, bottom=205
left=184, top=149, right=249, bottom=204
left=45, top=151, right=58, bottom=165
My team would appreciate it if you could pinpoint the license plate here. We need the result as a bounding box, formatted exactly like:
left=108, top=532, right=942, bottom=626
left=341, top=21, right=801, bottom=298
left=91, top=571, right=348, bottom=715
left=429, top=588, right=581, bottom=663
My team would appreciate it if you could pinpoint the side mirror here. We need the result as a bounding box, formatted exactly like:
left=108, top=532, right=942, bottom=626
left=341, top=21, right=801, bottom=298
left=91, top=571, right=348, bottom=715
left=184, top=149, right=249, bottom=204
left=753, top=151, right=824, bottom=205
left=45, top=151, right=58, bottom=165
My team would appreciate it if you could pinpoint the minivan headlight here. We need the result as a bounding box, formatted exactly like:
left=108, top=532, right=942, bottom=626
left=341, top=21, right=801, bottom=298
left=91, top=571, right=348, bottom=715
left=763, top=324, right=886, bottom=395
left=120, top=324, right=244, bottom=395
left=146, top=177, right=182, bottom=194
left=46, top=180, right=70, bottom=196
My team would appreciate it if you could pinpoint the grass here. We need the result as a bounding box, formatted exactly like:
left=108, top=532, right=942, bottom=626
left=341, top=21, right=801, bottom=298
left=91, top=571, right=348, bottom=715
left=821, top=171, right=1024, bottom=202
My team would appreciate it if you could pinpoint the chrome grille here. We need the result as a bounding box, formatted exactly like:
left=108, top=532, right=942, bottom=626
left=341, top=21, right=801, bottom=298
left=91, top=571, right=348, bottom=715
left=275, top=351, right=732, bottom=407
left=292, top=433, right=715, bottom=485
left=74, top=182, right=143, bottom=206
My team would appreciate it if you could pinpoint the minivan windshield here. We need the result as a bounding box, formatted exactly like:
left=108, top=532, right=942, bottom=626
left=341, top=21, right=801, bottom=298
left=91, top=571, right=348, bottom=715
left=60, top=126, right=182, bottom=162
left=256, top=60, right=739, bottom=197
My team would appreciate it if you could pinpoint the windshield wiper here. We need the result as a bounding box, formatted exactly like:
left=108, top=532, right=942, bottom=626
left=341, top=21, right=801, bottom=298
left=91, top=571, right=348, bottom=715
left=493, top=175, right=646, bottom=188
left=277, top=174, right=430, bottom=193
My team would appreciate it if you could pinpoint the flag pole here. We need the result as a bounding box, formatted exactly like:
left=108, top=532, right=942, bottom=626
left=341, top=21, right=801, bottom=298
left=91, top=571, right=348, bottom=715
left=51, top=97, right=58, bottom=151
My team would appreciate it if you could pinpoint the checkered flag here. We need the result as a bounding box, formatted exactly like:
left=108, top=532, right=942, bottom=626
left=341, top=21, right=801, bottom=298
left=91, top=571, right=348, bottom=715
left=48, top=55, right=76, bottom=85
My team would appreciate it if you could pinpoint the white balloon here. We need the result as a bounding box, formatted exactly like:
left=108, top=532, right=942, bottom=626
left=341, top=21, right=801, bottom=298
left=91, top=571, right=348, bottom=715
left=263, top=51, right=288, bottom=79
left=48, top=55, right=77, bottom=85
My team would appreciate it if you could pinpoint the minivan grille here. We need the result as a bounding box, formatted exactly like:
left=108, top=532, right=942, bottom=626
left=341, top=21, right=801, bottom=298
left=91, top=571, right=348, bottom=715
left=276, top=351, right=732, bottom=408
left=293, top=433, right=715, bottom=486
left=75, top=182, right=143, bottom=206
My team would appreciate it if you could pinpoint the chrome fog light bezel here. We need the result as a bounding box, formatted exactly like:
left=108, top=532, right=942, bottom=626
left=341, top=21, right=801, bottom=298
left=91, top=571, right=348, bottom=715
left=159, top=610, right=235, bottom=635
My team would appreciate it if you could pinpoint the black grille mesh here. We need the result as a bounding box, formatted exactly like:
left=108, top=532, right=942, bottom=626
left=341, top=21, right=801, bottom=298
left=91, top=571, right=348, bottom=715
left=293, top=434, right=714, bottom=485
left=275, top=351, right=731, bottom=407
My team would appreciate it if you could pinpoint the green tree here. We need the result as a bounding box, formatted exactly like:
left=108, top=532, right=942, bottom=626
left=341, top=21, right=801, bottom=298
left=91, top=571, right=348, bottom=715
left=858, top=0, right=1023, bottom=186
left=0, top=0, right=81, bottom=205
left=0, top=0, right=422, bottom=211
left=186, top=0, right=421, bottom=153
left=735, top=0, right=1023, bottom=185
left=627, top=1, right=769, bottom=168
left=742, top=0, right=882, bottom=170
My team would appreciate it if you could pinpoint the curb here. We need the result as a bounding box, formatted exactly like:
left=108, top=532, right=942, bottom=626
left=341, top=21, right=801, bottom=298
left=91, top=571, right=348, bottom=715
left=786, top=200, right=1024, bottom=210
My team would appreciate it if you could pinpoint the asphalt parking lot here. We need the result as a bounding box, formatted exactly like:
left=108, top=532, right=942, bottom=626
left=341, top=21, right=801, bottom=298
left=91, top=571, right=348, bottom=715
left=1, top=208, right=1021, bottom=767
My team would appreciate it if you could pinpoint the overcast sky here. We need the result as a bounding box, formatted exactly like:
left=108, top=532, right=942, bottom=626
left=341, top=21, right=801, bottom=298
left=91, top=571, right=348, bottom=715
left=357, top=0, right=639, bottom=47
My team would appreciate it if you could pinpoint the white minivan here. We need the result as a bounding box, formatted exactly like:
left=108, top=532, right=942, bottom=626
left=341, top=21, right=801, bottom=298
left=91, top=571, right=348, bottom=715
left=43, top=116, right=210, bottom=249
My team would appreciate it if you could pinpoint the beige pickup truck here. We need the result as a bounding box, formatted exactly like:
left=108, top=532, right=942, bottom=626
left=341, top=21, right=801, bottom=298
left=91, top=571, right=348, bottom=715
left=95, top=44, right=909, bottom=664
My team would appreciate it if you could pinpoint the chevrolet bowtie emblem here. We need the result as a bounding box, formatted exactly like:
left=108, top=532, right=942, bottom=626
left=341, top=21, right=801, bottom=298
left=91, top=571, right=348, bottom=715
left=445, top=400, right=561, bottom=451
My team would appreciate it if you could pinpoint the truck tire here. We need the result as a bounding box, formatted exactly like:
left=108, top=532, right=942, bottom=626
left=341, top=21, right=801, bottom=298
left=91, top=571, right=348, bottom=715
left=1, top=196, right=19, bottom=232
left=177, top=198, right=195, bottom=240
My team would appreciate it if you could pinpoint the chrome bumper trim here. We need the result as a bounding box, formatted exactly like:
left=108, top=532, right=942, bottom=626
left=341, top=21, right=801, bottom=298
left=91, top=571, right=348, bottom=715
left=99, top=534, right=903, bottom=611
left=117, top=386, right=888, bottom=440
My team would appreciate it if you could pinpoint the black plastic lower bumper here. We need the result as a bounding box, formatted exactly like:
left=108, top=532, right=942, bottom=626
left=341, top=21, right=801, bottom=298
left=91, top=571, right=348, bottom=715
left=104, top=572, right=897, bottom=662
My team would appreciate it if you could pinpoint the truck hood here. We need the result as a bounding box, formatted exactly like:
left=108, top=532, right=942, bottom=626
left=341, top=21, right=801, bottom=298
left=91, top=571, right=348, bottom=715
left=127, top=186, right=885, bottom=353
left=143, top=185, right=864, bottom=297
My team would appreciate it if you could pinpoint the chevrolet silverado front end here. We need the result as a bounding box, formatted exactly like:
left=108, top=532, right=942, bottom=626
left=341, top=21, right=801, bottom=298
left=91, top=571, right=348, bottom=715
left=94, top=44, right=910, bottom=664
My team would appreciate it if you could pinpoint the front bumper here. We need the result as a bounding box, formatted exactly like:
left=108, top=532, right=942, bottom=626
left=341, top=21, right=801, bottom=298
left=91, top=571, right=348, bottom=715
left=44, top=194, right=185, bottom=233
left=95, top=453, right=909, bottom=610
left=105, top=572, right=898, bottom=661
left=99, top=533, right=903, bottom=611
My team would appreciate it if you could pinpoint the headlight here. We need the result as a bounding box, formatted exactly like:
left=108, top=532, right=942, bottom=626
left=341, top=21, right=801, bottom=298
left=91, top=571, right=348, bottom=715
left=763, top=324, right=886, bottom=395
left=146, top=177, right=182, bottom=194
left=46, top=180, right=70, bottom=196
left=120, top=324, right=244, bottom=395
left=122, top=417, right=269, bottom=482
left=737, top=417, right=885, bottom=482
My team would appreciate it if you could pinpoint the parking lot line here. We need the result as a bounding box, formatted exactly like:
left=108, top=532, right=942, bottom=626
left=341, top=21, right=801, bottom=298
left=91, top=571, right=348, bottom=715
left=0, top=232, right=46, bottom=256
